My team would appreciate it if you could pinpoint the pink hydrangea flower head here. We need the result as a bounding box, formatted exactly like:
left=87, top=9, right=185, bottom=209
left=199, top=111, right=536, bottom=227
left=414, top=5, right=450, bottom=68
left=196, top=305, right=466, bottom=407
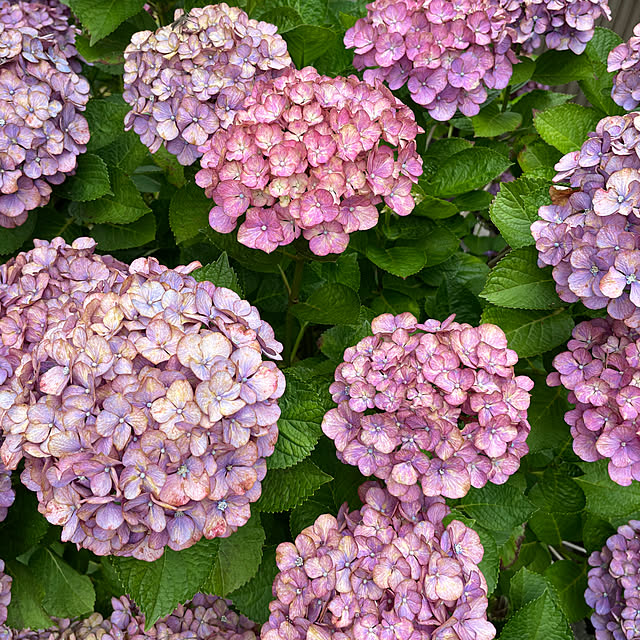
left=196, top=67, right=423, bottom=256
left=123, top=3, right=292, bottom=165
left=321, top=313, right=532, bottom=501
left=549, top=317, right=640, bottom=486
left=531, top=112, right=640, bottom=327
left=262, top=482, right=496, bottom=640
left=585, top=519, right=640, bottom=640
left=0, top=1, right=89, bottom=228
left=0, top=238, right=285, bottom=560
left=609, top=23, right=640, bottom=111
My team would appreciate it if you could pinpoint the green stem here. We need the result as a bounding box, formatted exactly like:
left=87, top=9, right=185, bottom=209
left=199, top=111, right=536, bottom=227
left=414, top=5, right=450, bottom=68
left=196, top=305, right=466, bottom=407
left=501, top=86, right=511, bottom=113
left=290, top=322, right=309, bottom=365
left=285, top=259, right=305, bottom=366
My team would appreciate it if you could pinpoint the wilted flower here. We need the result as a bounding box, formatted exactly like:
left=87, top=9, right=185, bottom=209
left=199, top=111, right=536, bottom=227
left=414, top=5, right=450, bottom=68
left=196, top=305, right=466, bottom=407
left=548, top=318, right=640, bottom=486
left=196, top=67, right=423, bottom=256
left=0, top=238, right=285, bottom=560
left=322, top=313, right=532, bottom=501
left=262, top=482, right=495, bottom=640
left=585, top=519, right=640, bottom=640
left=123, top=3, right=292, bottom=165
left=531, top=112, right=640, bottom=328
left=0, top=1, right=89, bottom=228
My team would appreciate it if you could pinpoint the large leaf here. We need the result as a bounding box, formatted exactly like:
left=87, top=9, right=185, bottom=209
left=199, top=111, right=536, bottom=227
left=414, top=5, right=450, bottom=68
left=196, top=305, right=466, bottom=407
left=489, top=176, right=551, bottom=249
left=256, top=459, right=332, bottom=512
left=0, top=215, right=36, bottom=256
left=169, top=182, right=212, bottom=244
left=531, top=49, right=594, bottom=85
left=201, top=515, right=265, bottom=596
left=499, top=590, right=572, bottom=640
left=480, top=307, right=574, bottom=358
left=291, top=283, right=360, bottom=325
left=534, top=104, right=603, bottom=154
left=283, top=25, right=336, bottom=67
left=543, top=561, right=590, bottom=623
left=472, top=103, right=522, bottom=138
left=56, top=154, right=112, bottom=202
left=111, top=538, right=219, bottom=628
left=91, top=213, right=156, bottom=251
left=5, top=561, right=53, bottom=631
left=63, top=0, right=147, bottom=44
left=428, top=148, right=512, bottom=198
left=84, top=98, right=131, bottom=151
left=480, top=247, right=562, bottom=310
left=526, top=377, right=572, bottom=454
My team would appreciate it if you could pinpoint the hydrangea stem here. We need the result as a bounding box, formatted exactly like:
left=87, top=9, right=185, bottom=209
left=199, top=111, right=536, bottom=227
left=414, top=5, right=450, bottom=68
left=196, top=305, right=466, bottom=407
left=285, top=259, right=305, bottom=366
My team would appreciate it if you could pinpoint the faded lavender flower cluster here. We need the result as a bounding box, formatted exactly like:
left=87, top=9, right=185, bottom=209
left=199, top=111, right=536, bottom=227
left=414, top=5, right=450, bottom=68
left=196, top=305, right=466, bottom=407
left=530, top=112, right=640, bottom=328
left=109, top=593, right=257, bottom=640
left=262, top=482, right=495, bottom=640
left=0, top=613, right=115, bottom=640
left=322, top=313, right=532, bottom=501
left=0, top=0, right=90, bottom=228
left=0, top=237, right=285, bottom=560
left=585, top=519, right=640, bottom=639
left=0, top=560, right=10, bottom=629
left=608, top=23, right=640, bottom=111
left=123, top=3, right=292, bottom=165
left=343, top=0, right=609, bottom=121
left=548, top=318, right=640, bottom=486
left=196, top=67, right=423, bottom=256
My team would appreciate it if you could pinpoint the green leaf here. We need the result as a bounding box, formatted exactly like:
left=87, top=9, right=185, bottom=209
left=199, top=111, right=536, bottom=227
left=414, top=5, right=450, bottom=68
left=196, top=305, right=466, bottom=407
left=74, top=166, right=151, bottom=224
left=0, top=488, right=49, bottom=560
left=268, top=375, right=326, bottom=469
left=192, top=252, right=243, bottom=296
left=283, top=25, right=336, bottom=67
left=98, top=133, right=150, bottom=175
left=320, top=307, right=374, bottom=361
left=201, top=515, right=265, bottom=596
left=111, top=538, right=219, bottom=628
left=56, top=154, right=112, bottom=201
left=312, top=252, right=361, bottom=291
left=458, top=483, right=538, bottom=538
left=582, top=514, right=615, bottom=551
left=576, top=460, right=640, bottom=527
left=499, top=590, right=572, bottom=640
left=526, top=377, right=572, bottom=454
left=534, top=104, right=603, bottom=154
left=364, top=244, right=428, bottom=278
left=472, top=102, right=522, bottom=138
left=229, top=545, right=279, bottom=624
left=480, top=307, right=574, bottom=358
left=29, top=548, right=95, bottom=618
left=585, top=27, right=623, bottom=66
left=529, top=510, right=582, bottom=546
left=63, top=0, right=146, bottom=44
left=510, top=56, right=536, bottom=86
left=509, top=567, right=549, bottom=611
left=531, top=49, right=594, bottom=85
left=169, top=182, right=212, bottom=244
left=91, top=213, right=156, bottom=251
left=512, top=91, right=572, bottom=127
left=489, top=176, right=550, bottom=249
left=5, top=561, right=53, bottom=631
left=84, top=98, right=131, bottom=151
left=529, top=467, right=585, bottom=514
left=480, top=247, right=562, bottom=310
left=543, top=561, right=590, bottom=623
left=257, top=459, right=332, bottom=512
left=476, top=526, right=499, bottom=596
left=0, top=214, right=36, bottom=255
left=413, top=194, right=459, bottom=220
left=518, top=141, right=562, bottom=177
left=429, top=147, right=512, bottom=198
left=291, top=283, right=360, bottom=325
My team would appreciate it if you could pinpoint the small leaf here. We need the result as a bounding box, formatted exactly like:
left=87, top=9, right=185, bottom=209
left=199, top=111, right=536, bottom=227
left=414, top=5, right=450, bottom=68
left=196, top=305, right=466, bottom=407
left=56, top=154, right=112, bottom=202
left=192, top=252, right=243, bottom=296
left=291, top=283, right=360, bottom=325
left=320, top=307, right=375, bottom=361
left=256, top=459, right=332, bottom=512
left=91, top=213, right=156, bottom=251
left=499, top=590, right=572, bottom=640
left=64, top=0, right=147, bottom=44
left=84, top=98, right=131, bottom=151
left=480, top=307, right=574, bottom=358
left=413, top=194, right=459, bottom=219
left=201, top=515, right=265, bottom=596
left=534, top=104, right=603, bottom=155
left=480, top=247, right=562, bottom=310
left=543, top=561, right=590, bottom=623
left=472, top=102, right=522, bottom=138
left=5, top=561, right=53, bottom=631
left=365, top=244, right=428, bottom=278
left=169, top=182, right=212, bottom=244
left=518, top=141, right=562, bottom=177
left=476, top=526, right=499, bottom=596
left=98, top=133, right=150, bottom=175
left=509, top=567, right=549, bottom=611
left=29, top=547, right=95, bottom=618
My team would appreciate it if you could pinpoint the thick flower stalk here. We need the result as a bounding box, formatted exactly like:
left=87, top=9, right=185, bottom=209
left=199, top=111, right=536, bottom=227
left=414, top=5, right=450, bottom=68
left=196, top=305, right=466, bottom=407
left=0, top=1, right=90, bottom=228
left=322, top=313, right=532, bottom=501
left=608, top=23, right=640, bottom=111
left=0, top=238, right=285, bottom=560
left=196, top=67, right=423, bottom=256
left=585, top=519, right=640, bottom=639
left=123, top=3, right=292, bottom=165
left=531, top=112, right=640, bottom=328
left=548, top=318, right=640, bottom=486
left=262, top=482, right=495, bottom=640
left=109, top=593, right=257, bottom=640
left=343, top=0, right=609, bottom=121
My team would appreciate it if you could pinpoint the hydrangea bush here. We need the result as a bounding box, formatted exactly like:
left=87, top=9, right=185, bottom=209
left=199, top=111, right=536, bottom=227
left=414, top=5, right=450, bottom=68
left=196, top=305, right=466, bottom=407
left=2, top=1, right=640, bottom=640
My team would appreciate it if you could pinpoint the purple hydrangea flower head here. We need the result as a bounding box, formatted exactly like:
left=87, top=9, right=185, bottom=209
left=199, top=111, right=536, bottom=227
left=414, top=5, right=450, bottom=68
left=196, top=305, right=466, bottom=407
left=321, top=313, right=532, bottom=501
left=262, top=482, right=496, bottom=640
left=1, top=611, right=117, bottom=639
left=531, top=112, right=640, bottom=327
left=0, top=560, right=10, bottom=628
left=108, top=593, right=257, bottom=640
left=0, top=1, right=89, bottom=228
left=609, top=23, right=640, bottom=111
left=0, top=237, right=285, bottom=560
left=548, top=317, right=640, bottom=486
left=196, top=67, right=423, bottom=256
left=585, top=519, right=640, bottom=639
left=123, top=3, right=292, bottom=165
